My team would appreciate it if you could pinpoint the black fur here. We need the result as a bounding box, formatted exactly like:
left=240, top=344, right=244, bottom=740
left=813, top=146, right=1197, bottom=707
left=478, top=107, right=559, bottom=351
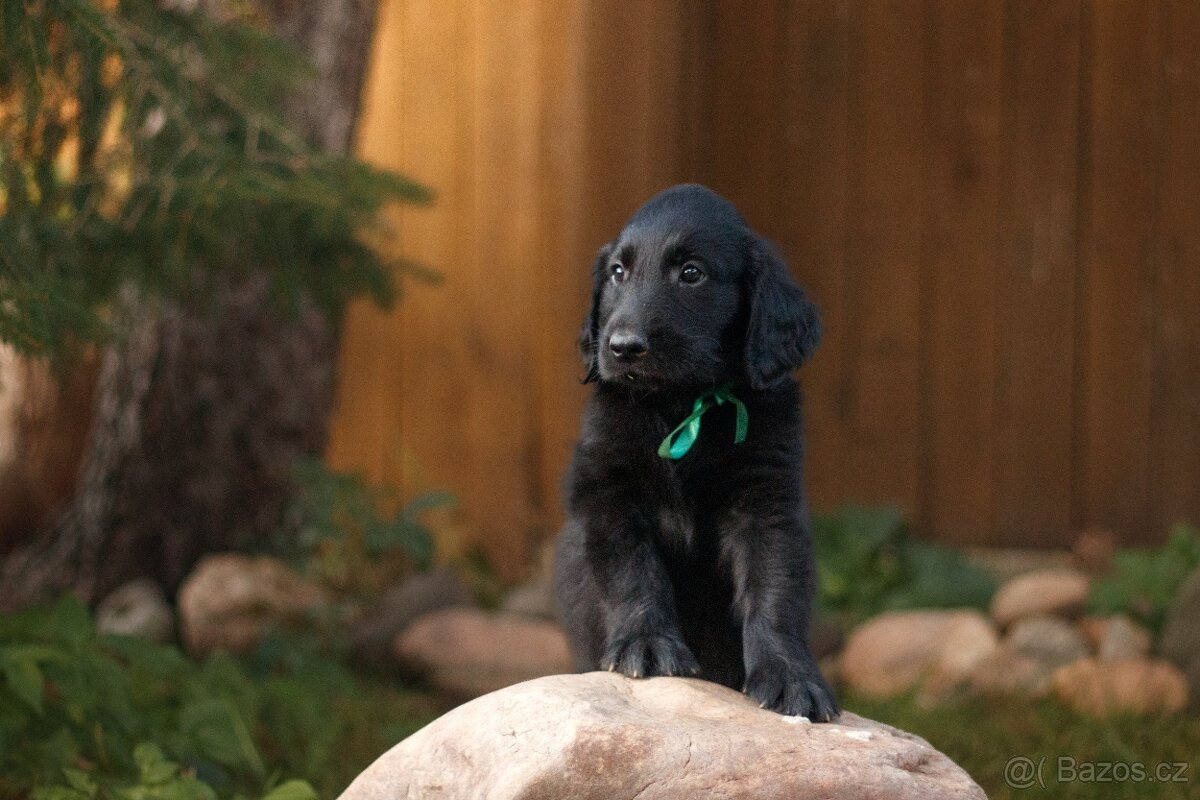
left=555, top=184, right=838, bottom=721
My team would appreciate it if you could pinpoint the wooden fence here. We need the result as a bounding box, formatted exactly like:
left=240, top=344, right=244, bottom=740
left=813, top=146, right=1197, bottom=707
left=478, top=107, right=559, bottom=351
left=327, top=0, right=1200, bottom=579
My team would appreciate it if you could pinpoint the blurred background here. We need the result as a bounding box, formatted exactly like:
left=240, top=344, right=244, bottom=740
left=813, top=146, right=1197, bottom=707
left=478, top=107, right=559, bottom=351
left=2, top=2, right=1199, bottom=800
left=333, top=0, right=1200, bottom=578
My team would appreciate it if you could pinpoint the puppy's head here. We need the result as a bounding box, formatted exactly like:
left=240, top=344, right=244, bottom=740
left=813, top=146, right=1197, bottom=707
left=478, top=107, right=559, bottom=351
left=580, top=184, right=820, bottom=390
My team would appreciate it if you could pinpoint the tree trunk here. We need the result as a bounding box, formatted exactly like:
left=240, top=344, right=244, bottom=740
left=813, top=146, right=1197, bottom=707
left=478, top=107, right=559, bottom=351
left=0, top=0, right=380, bottom=610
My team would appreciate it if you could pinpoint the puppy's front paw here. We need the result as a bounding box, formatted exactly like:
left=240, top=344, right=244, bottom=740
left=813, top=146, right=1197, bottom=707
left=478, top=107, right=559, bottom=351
left=744, top=657, right=839, bottom=722
left=602, top=631, right=700, bottom=678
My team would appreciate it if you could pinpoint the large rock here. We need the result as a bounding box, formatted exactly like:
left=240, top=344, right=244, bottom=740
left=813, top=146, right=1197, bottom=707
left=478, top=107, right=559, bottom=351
left=178, top=554, right=326, bottom=656
left=96, top=579, right=174, bottom=643
left=990, top=568, right=1089, bottom=628
left=350, top=567, right=474, bottom=667
left=338, top=672, right=985, bottom=800
left=1051, top=658, right=1189, bottom=716
left=840, top=609, right=998, bottom=699
left=395, top=608, right=571, bottom=698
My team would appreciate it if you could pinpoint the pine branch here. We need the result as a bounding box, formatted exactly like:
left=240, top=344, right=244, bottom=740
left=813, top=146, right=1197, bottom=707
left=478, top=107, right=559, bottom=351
left=0, top=0, right=432, bottom=359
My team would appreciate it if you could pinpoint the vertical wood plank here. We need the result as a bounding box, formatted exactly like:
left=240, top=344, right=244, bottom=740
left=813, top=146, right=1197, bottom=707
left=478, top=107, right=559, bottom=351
left=1079, top=1, right=1160, bottom=543
left=841, top=0, right=925, bottom=513
left=780, top=0, right=851, bottom=514
left=992, top=0, right=1082, bottom=546
left=580, top=3, right=687, bottom=246
left=710, top=0, right=786, bottom=232
left=1155, top=0, right=1200, bottom=536
left=922, top=0, right=1003, bottom=544
left=534, top=1, right=590, bottom=557
left=326, top=0, right=407, bottom=488
left=467, top=0, right=543, bottom=576
left=395, top=0, right=477, bottom=542
left=676, top=0, right=718, bottom=183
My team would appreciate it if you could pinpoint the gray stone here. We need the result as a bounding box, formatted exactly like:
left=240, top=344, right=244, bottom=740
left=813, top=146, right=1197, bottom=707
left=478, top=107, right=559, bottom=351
left=1097, top=615, right=1152, bottom=662
left=350, top=567, right=473, bottom=667
left=1005, top=615, right=1090, bottom=670
left=965, top=616, right=1089, bottom=699
left=338, top=672, right=985, bottom=800
left=96, top=579, right=174, bottom=642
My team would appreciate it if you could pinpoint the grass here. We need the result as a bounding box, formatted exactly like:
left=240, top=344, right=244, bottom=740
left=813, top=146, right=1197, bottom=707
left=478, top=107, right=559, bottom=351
left=844, top=691, right=1199, bottom=799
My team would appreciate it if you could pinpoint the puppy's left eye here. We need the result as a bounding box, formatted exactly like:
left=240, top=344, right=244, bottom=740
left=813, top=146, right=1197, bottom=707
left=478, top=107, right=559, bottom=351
left=679, top=263, right=705, bottom=285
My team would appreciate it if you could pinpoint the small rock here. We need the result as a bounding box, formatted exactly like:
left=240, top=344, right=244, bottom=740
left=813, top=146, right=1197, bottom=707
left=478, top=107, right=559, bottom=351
left=1051, top=658, right=1189, bottom=716
left=499, top=575, right=556, bottom=620
left=1005, top=615, right=1089, bottom=670
left=178, top=554, right=326, bottom=657
left=336, top=672, right=986, bottom=800
left=1097, top=615, right=1152, bottom=662
left=96, top=579, right=174, bottom=642
left=990, top=568, right=1089, bottom=628
left=395, top=608, right=571, bottom=698
left=966, top=615, right=1090, bottom=698
left=969, top=647, right=1054, bottom=697
left=349, top=567, right=473, bottom=667
left=840, top=610, right=998, bottom=699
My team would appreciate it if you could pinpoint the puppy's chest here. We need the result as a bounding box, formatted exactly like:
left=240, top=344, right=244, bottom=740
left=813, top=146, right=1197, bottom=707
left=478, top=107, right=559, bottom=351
left=650, top=465, right=730, bottom=553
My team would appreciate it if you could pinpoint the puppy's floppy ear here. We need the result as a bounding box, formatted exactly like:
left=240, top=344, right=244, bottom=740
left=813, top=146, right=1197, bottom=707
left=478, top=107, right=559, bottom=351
left=743, top=238, right=821, bottom=389
left=579, top=244, right=613, bottom=384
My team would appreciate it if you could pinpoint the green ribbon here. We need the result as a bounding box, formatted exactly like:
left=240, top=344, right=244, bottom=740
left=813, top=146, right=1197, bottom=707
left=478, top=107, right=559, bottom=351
left=657, top=385, right=749, bottom=460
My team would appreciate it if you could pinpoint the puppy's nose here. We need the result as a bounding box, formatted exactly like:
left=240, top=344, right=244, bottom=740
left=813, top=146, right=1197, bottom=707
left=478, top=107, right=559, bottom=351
left=609, top=331, right=649, bottom=360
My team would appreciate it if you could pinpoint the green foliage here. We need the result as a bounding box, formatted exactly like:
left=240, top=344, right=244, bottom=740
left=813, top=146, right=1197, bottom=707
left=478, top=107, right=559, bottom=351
left=280, top=458, right=455, bottom=595
left=0, top=0, right=432, bottom=358
left=0, top=596, right=437, bottom=800
left=1089, top=523, right=1200, bottom=634
left=813, top=505, right=997, bottom=624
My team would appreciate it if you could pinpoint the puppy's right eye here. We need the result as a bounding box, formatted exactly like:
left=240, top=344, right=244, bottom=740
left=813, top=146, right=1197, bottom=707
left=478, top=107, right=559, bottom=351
left=610, top=263, right=627, bottom=283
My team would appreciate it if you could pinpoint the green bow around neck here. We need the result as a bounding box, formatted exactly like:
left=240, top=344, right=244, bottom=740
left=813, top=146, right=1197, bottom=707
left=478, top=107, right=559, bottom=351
left=657, top=385, right=749, bottom=460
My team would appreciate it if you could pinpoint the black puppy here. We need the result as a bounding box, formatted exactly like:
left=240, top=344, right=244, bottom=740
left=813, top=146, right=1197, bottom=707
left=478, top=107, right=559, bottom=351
left=554, top=184, right=838, bottom=721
